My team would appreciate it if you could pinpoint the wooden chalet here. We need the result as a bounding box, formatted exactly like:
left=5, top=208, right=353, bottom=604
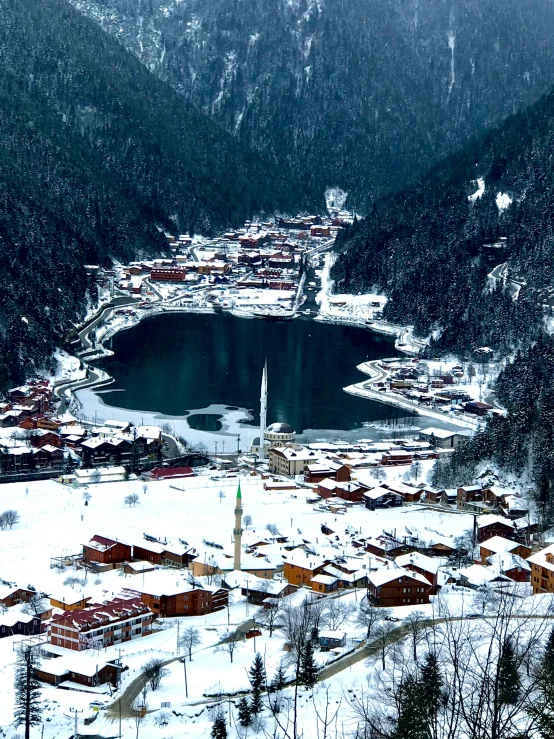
left=367, top=567, right=432, bottom=607
left=82, top=535, right=132, bottom=567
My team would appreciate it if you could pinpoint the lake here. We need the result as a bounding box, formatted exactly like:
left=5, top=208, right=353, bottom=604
left=96, top=312, right=409, bottom=435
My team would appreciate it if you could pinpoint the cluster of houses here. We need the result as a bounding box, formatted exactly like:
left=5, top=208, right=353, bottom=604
left=109, top=212, right=346, bottom=300
left=375, top=359, right=495, bottom=418
left=0, top=397, right=163, bottom=473
left=267, top=436, right=441, bottom=481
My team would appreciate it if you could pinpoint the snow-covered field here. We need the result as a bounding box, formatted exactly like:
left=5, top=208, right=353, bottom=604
left=0, top=468, right=482, bottom=738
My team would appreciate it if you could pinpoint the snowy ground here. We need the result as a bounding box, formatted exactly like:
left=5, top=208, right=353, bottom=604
left=315, top=254, right=427, bottom=356
left=0, top=466, right=483, bottom=738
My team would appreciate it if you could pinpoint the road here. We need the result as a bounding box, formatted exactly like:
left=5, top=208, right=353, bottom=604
left=351, top=361, right=480, bottom=431
left=107, top=619, right=257, bottom=719
left=78, top=296, right=137, bottom=352
left=53, top=367, right=104, bottom=415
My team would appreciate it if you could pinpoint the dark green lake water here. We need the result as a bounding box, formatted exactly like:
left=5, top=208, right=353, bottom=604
left=99, top=312, right=408, bottom=433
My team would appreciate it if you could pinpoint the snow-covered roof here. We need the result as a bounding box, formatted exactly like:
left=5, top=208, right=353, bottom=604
left=311, top=574, right=338, bottom=585
left=319, top=630, right=346, bottom=639
left=488, top=551, right=530, bottom=573
left=480, top=536, right=522, bottom=554
left=457, top=564, right=510, bottom=586
left=368, top=567, right=429, bottom=587
left=123, top=570, right=196, bottom=597
left=395, top=552, right=440, bottom=574
left=0, top=611, right=35, bottom=628
left=477, top=514, right=515, bottom=530
left=527, top=544, right=554, bottom=572
left=362, top=486, right=401, bottom=500
left=273, top=447, right=317, bottom=462
left=419, top=427, right=467, bottom=439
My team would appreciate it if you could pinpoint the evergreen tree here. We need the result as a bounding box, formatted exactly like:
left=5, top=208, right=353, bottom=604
left=497, top=636, right=520, bottom=705
left=211, top=713, right=227, bottom=739
left=237, top=697, right=252, bottom=728
left=298, top=639, right=318, bottom=689
left=14, top=646, right=43, bottom=739
left=270, top=660, right=287, bottom=692
left=392, top=673, right=427, bottom=739
left=543, top=627, right=554, bottom=684
left=309, top=624, right=319, bottom=647
left=248, top=653, right=266, bottom=715
left=531, top=628, right=554, bottom=738
left=420, top=652, right=443, bottom=731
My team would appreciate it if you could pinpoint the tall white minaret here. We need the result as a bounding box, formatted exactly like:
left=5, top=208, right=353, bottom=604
left=259, top=360, right=268, bottom=461
left=233, top=483, right=243, bottom=571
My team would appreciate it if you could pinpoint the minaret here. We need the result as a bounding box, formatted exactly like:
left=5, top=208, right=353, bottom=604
left=259, top=360, right=268, bottom=461
left=233, top=483, right=243, bottom=571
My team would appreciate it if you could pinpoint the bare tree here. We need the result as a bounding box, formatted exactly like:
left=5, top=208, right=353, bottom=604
left=217, top=630, right=242, bottom=664
left=90, top=468, right=101, bottom=485
left=258, top=598, right=282, bottom=637
left=21, top=592, right=48, bottom=617
left=244, top=514, right=253, bottom=529
left=142, top=658, right=169, bottom=691
left=180, top=626, right=202, bottom=660
left=374, top=621, right=398, bottom=671
left=131, top=694, right=147, bottom=739
left=404, top=610, right=427, bottom=662
left=1, top=509, right=20, bottom=529
left=322, top=599, right=355, bottom=631
left=125, top=493, right=140, bottom=507
left=217, top=490, right=226, bottom=504
left=266, top=523, right=279, bottom=536
left=472, top=585, right=500, bottom=615
left=280, top=598, right=324, bottom=658
left=356, top=598, right=390, bottom=640
left=82, top=490, right=92, bottom=505
left=372, top=466, right=386, bottom=482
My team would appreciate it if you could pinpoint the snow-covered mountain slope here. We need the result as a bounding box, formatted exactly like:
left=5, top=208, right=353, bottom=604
left=69, top=0, right=554, bottom=208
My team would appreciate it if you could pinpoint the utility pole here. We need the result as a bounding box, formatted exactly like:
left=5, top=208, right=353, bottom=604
left=176, top=620, right=180, bottom=656
left=181, top=657, right=189, bottom=698
left=70, top=708, right=83, bottom=739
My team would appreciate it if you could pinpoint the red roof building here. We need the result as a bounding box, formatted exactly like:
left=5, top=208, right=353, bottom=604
left=50, top=595, right=152, bottom=651
left=149, top=466, right=195, bottom=480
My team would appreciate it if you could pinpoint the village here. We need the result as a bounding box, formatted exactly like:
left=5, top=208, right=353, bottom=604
left=0, top=349, right=552, bottom=739
left=0, top=437, right=551, bottom=738
left=0, top=215, right=549, bottom=739
left=79, top=212, right=350, bottom=331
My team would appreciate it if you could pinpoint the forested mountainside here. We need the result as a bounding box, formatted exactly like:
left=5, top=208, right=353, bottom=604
left=0, top=0, right=292, bottom=390
left=69, top=0, right=554, bottom=208
left=332, top=84, right=554, bottom=357
left=432, top=336, right=554, bottom=523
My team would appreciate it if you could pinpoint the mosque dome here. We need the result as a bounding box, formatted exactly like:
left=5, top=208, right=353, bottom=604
left=266, top=422, right=295, bottom=435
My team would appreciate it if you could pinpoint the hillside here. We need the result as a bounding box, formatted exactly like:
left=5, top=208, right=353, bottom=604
left=332, top=85, right=554, bottom=357
left=431, top=335, right=554, bottom=524
left=69, top=0, right=554, bottom=208
left=0, top=0, right=292, bottom=389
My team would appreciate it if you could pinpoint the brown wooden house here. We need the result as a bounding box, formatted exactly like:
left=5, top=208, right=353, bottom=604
left=367, top=568, right=432, bottom=607
left=82, top=535, right=132, bottom=566
left=476, top=514, right=516, bottom=544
